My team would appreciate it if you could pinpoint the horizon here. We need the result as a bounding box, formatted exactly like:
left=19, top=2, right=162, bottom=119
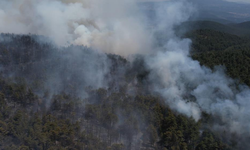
left=139, top=0, right=250, bottom=23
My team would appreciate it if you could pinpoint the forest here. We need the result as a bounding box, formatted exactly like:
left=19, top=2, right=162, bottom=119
left=1, top=0, right=250, bottom=148
left=0, top=25, right=249, bottom=150
left=188, top=29, right=250, bottom=86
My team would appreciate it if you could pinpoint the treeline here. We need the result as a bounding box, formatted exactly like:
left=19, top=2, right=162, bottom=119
left=179, top=21, right=250, bottom=37
left=186, top=29, right=248, bottom=53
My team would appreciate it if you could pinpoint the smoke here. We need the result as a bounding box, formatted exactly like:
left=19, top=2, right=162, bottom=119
left=41, top=45, right=110, bottom=99
left=0, top=0, right=152, bottom=56
left=148, top=42, right=250, bottom=147
left=144, top=0, right=250, bottom=148
left=1, top=0, right=250, bottom=148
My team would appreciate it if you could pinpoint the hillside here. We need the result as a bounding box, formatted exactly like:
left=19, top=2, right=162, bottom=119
left=1, top=0, right=250, bottom=149
left=180, top=21, right=250, bottom=37
left=186, top=29, right=248, bottom=53
left=0, top=34, right=234, bottom=150
left=179, top=21, right=250, bottom=85
left=232, top=21, right=250, bottom=30
left=185, top=28, right=250, bottom=86
left=0, top=20, right=249, bottom=149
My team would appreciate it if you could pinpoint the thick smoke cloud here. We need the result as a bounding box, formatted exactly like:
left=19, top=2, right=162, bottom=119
left=144, top=0, right=250, bottom=148
left=0, top=0, right=152, bottom=56
left=1, top=0, right=250, bottom=148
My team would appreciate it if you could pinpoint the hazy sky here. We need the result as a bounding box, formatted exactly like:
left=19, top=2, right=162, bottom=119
left=140, top=0, right=250, bottom=4
left=223, top=0, right=250, bottom=4
left=191, top=0, right=250, bottom=4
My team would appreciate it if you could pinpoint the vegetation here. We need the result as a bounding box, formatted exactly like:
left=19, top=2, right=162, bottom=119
left=0, top=33, right=236, bottom=149
left=5, top=18, right=250, bottom=149
left=0, top=78, right=230, bottom=150
left=187, top=29, right=250, bottom=86
left=179, top=21, right=250, bottom=37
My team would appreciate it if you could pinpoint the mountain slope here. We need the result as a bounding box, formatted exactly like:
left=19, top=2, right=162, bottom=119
left=180, top=21, right=250, bottom=36
left=186, top=29, right=250, bottom=86
left=232, top=21, right=250, bottom=30
left=0, top=33, right=233, bottom=150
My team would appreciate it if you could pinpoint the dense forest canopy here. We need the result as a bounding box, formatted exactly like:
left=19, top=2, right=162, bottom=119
left=185, top=29, right=250, bottom=86
left=0, top=33, right=212, bottom=150
left=0, top=27, right=249, bottom=149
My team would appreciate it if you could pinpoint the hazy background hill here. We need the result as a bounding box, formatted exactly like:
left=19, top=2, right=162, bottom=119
left=141, top=0, right=250, bottom=24
left=189, top=0, right=250, bottom=23
left=179, top=20, right=250, bottom=37
left=232, top=21, right=250, bottom=30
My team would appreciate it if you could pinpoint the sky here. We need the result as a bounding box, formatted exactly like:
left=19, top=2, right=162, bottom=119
left=140, top=0, right=250, bottom=4
left=139, top=0, right=250, bottom=23
left=223, top=0, right=250, bottom=4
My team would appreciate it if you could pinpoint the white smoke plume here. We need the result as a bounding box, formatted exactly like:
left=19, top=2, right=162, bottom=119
left=0, top=0, right=152, bottom=56
left=145, top=0, right=250, bottom=148
left=1, top=0, right=250, bottom=148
